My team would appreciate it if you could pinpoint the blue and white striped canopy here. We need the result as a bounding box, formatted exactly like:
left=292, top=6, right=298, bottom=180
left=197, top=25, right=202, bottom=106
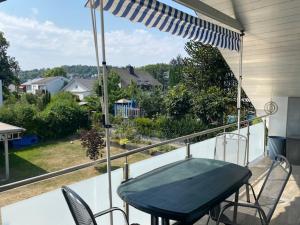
left=88, top=0, right=241, bottom=51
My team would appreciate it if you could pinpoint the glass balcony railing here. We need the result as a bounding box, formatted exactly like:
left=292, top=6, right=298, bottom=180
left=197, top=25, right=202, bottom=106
left=0, top=117, right=267, bottom=225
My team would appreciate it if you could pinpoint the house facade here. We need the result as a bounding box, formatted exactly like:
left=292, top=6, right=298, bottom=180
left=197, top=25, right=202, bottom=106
left=62, top=78, right=96, bottom=100
left=21, top=77, right=68, bottom=95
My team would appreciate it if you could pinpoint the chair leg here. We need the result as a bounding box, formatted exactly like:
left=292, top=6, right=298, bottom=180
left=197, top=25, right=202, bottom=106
left=206, top=214, right=211, bottom=225
left=162, top=218, right=170, bottom=225
left=151, top=215, right=159, bottom=225
left=246, top=184, right=250, bottom=203
left=233, top=191, right=239, bottom=224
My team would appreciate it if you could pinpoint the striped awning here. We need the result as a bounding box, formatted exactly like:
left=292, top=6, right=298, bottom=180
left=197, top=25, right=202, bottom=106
left=88, top=0, right=241, bottom=51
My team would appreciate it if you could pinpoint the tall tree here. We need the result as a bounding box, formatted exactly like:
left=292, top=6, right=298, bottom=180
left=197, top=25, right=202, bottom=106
left=183, top=41, right=236, bottom=91
left=43, top=67, right=67, bottom=77
left=164, top=84, right=191, bottom=119
left=169, top=55, right=184, bottom=87
left=140, top=63, right=170, bottom=85
left=181, top=41, right=253, bottom=124
left=0, top=32, right=20, bottom=97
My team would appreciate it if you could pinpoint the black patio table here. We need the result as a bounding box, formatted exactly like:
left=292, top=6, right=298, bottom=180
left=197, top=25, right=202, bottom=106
left=117, top=158, right=252, bottom=225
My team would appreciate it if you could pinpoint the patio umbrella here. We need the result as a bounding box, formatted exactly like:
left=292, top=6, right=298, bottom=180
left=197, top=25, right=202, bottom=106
left=86, top=0, right=243, bottom=224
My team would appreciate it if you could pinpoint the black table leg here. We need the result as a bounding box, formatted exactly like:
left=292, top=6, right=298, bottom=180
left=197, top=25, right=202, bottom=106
left=151, top=215, right=159, bottom=225
left=162, top=218, right=170, bottom=225
left=233, top=190, right=239, bottom=224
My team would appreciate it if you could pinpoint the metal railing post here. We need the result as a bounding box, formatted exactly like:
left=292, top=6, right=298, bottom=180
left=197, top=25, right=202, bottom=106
left=123, top=158, right=129, bottom=220
left=263, top=118, right=267, bottom=156
left=186, top=140, right=192, bottom=159
left=246, top=121, right=250, bottom=166
left=246, top=121, right=251, bottom=203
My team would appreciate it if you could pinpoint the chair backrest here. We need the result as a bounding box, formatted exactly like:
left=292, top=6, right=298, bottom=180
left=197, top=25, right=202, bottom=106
left=214, top=132, right=248, bottom=166
left=256, top=155, right=292, bottom=223
left=62, top=186, right=97, bottom=225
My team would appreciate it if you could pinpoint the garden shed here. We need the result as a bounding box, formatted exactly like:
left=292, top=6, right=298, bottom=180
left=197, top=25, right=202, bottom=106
left=0, top=122, right=24, bottom=180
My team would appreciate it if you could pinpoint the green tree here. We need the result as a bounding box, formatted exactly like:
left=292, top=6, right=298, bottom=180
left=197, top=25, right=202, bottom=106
left=93, top=70, right=124, bottom=113
left=43, top=67, right=67, bottom=77
left=0, top=32, right=20, bottom=97
left=140, top=63, right=170, bottom=85
left=164, top=84, right=191, bottom=119
left=180, top=41, right=251, bottom=124
left=139, top=88, right=164, bottom=118
left=169, top=55, right=184, bottom=87
left=191, top=86, right=228, bottom=124
left=183, top=42, right=236, bottom=91
left=124, top=80, right=142, bottom=101
left=37, top=91, right=51, bottom=110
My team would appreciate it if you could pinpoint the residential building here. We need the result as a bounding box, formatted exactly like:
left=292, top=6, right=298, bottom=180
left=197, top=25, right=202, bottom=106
left=111, top=65, right=162, bottom=89
left=20, top=77, right=68, bottom=95
left=62, top=78, right=96, bottom=100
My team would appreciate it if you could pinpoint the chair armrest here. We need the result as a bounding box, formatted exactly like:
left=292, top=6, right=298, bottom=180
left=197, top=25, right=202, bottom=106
left=94, top=207, right=129, bottom=225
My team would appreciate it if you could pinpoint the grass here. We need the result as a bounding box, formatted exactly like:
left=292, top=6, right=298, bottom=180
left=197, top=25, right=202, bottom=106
left=0, top=137, right=151, bottom=209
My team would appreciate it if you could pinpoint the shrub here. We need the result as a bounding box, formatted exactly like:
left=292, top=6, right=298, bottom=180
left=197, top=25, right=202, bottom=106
left=134, top=117, right=154, bottom=136
left=81, top=129, right=105, bottom=160
left=0, top=103, right=39, bottom=134
left=40, top=100, right=89, bottom=139
left=114, top=121, right=137, bottom=141
left=154, top=115, right=206, bottom=139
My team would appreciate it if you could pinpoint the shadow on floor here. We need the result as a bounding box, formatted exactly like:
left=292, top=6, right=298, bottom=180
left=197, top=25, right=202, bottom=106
left=270, top=165, right=300, bottom=225
left=0, top=152, right=47, bottom=185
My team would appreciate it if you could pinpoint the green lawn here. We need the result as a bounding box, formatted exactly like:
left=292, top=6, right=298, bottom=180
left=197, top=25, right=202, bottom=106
left=0, top=138, right=89, bottom=183
left=0, top=137, right=177, bottom=208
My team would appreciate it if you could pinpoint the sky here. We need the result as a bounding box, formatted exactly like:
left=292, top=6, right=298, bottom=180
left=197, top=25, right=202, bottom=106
left=0, top=0, right=195, bottom=70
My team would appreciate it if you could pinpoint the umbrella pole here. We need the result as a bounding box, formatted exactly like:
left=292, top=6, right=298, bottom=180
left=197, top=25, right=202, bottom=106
left=99, top=1, right=114, bottom=225
left=89, top=1, right=113, bottom=225
left=237, top=34, right=244, bottom=164
left=237, top=34, right=244, bottom=134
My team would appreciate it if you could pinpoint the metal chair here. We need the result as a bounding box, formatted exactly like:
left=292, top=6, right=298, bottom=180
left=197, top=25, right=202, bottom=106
left=62, top=186, right=129, bottom=225
left=214, top=132, right=248, bottom=166
left=215, top=132, right=251, bottom=201
left=216, top=155, right=292, bottom=225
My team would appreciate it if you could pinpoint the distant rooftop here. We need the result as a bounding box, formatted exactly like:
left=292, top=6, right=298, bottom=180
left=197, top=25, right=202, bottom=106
left=62, top=78, right=96, bottom=91
left=21, top=78, right=43, bottom=86
left=21, top=77, right=66, bottom=86
left=32, top=77, right=66, bottom=85
left=111, top=65, right=162, bottom=88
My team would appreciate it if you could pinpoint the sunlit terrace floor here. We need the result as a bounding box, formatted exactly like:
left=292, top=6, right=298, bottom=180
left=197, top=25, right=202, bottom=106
left=197, top=157, right=300, bottom=225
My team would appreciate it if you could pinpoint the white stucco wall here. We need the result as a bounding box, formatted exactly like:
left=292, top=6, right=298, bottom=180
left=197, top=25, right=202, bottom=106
left=268, top=96, right=288, bottom=137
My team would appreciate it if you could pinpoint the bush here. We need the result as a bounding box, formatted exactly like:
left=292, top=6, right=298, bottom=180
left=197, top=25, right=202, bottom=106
left=0, top=103, right=39, bottom=134
left=40, top=99, right=89, bottom=139
left=0, top=92, right=90, bottom=140
left=114, top=121, right=137, bottom=141
left=81, top=129, right=105, bottom=160
left=134, top=117, right=154, bottom=136
left=154, top=115, right=206, bottom=139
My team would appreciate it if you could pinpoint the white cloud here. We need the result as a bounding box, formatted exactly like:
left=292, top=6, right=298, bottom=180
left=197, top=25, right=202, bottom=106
left=0, top=12, right=186, bottom=70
